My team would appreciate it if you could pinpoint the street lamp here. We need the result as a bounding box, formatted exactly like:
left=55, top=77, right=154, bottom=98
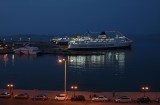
left=141, top=86, right=149, bottom=97
left=71, top=85, right=78, bottom=97
left=58, top=58, right=73, bottom=96
left=7, top=83, right=14, bottom=95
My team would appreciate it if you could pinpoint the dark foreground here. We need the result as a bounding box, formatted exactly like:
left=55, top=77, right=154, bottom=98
left=0, top=99, right=159, bottom=105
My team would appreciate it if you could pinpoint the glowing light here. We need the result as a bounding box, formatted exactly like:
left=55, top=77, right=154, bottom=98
left=141, top=86, right=149, bottom=97
left=58, top=58, right=73, bottom=63
left=70, top=85, right=78, bottom=97
left=142, top=86, right=149, bottom=90
left=70, top=59, right=73, bottom=62
left=71, top=85, right=78, bottom=90
left=7, top=83, right=14, bottom=88
left=58, top=59, right=62, bottom=63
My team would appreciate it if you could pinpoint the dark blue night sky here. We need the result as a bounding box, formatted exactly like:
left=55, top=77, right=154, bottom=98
left=0, top=0, right=160, bottom=35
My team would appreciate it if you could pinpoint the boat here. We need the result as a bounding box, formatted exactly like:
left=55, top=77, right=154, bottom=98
left=14, top=44, right=40, bottom=55
left=50, top=37, right=70, bottom=46
left=68, top=31, right=132, bottom=50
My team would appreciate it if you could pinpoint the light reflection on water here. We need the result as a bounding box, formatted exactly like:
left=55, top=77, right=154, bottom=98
left=67, top=51, right=128, bottom=74
left=65, top=50, right=133, bottom=92
left=0, top=50, right=132, bottom=91
left=0, top=54, right=9, bottom=67
left=0, top=54, right=37, bottom=68
left=0, top=47, right=159, bottom=92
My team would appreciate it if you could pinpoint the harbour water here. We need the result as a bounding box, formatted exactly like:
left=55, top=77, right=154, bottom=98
left=0, top=35, right=160, bottom=92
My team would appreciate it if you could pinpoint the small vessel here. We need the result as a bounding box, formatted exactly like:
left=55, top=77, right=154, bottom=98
left=50, top=37, right=70, bottom=45
left=14, top=44, right=40, bottom=55
left=68, top=31, right=132, bottom=50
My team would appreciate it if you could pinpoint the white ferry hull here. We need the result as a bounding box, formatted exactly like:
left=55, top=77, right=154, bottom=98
left=68, top=31, right=133, bottom=50
left=68, top=43, right=132, bottom=50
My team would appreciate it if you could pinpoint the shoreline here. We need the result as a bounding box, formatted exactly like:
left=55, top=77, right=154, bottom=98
left=0, top=89, right=160, bottom=100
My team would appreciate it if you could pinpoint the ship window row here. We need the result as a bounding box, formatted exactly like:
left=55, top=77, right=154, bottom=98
left=77, top=44, right=114, bottom=47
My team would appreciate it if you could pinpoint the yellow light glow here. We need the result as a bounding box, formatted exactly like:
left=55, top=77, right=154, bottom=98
left=71, top=85, right=78, bottom=89
left=7, top=83, right=14, bottom=88
left=145, top=87, right=149, bottom=90
left=58, top=59, right=62, bottom=63
left=142, top=86, right=149, bottom=90
left=75, top=86, right=78, bottom=89
left=58, top=58, right=73, bottom=63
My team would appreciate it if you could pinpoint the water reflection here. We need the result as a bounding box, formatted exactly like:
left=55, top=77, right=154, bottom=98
left=0, top=54, right=8, bottom=67
left=67, top=50, right=131, bottom=74
left=0, top=54, right=16, bottom=67
left=0, top=54, right=37, bottom=68
left=65, top=50, right=132, bottom=91
left=0, top=50, right=132, bottom=91
left=12, top=54, right=15, bottom=66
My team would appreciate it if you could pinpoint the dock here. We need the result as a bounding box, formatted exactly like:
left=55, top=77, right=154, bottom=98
left=0, top=41, right=106, bottom=55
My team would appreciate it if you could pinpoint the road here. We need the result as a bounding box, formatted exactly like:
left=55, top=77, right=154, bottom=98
left=0, top=99, right=159, bottom=105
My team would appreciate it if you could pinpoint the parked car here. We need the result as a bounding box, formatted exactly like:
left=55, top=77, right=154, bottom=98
left=137, top=96, right=151, bottom=103
left=71, top=95, right=85, bottom=101
left=14, top=93, right=29, bottom=99
left=92, top=96, right=109, bottom=102
left=0, top=92, right=11, bottom=98
left=155, top=97, right=160, bottom=103
left=55, top=94, right=68, bottom=101
left=31, top=94, right=48, bottom=100
left=115, top=96, right=132, bottom=103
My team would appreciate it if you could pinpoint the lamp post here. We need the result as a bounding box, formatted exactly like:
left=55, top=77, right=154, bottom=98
left=141, top=86, right=149, bottom=97
left=58, top=58, right=73, bottom=96
left=71, top=85, right=78, bottom=97
left=7, top=83, right=14, bottom=95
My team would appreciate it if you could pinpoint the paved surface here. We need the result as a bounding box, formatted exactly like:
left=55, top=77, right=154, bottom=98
left=1, top=89, right=160, bottom=105
left=0, top=99, right=159, bottom=105
left=1, top=89, right=160, bottom=100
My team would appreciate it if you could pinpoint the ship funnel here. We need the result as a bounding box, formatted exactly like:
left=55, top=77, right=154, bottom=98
left=76, top=35, right=81, bottom=38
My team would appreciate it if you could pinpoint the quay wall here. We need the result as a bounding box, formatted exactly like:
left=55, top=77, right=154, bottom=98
left=0, top=89, right=160, bottom=100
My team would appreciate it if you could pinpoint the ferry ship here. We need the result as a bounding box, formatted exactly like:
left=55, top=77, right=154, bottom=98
left=68, top=31, right=132, bottom=50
